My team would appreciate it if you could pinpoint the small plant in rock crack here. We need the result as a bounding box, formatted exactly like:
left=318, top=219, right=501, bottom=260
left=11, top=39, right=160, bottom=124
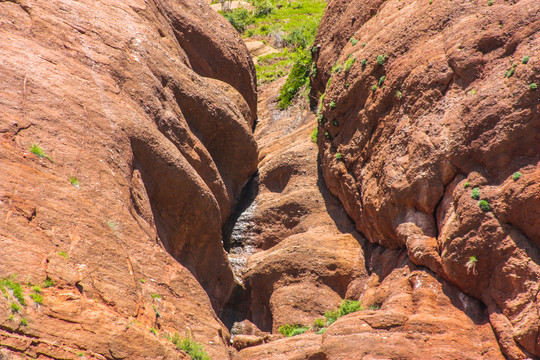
left=58, top=251, right=69, bottom=260
left=332, top=63, right=342, bottom=74
left=170, top=332, right=210, bottom=360
left=43, top=277, right=55, bottom=288
left=310, top=127, right=319, bottom=143
left=369, top=303, right=381, bottom=310
left=504, top=63, right=517, bottom=78
left=479, top=199, right=491, bottom=212
left=466, top=255, right=478, bottom=275
left=344, top=57, right=356, bottom=71
left=360, top=59, right=367, bottom=66
left=30, top=144, right=54, bottom=162
left=396, top=90, right=403, bottom=99
left=69, top=176, right=80, bottom=189
left=371, top=84, right=378, bottom=92
left=336, top=153, right=343, bottom=160
left=471, top=187, right=480, bottom=200
left=512, top=172, right=522, bottom=181
left=329, top=101, right=336, bottom=109
left=153, top=305, right=160, bottom=318
left=350, top=38, right=359, bottom=46
left=378, top=75, right=386, bottom=86
left=521, top=55, right=530, bottom=64
left=151, top=293, right=162, bottom=300
left=333, top=120, right=339, bottom=126
left=488, top=0, right=493, bottom=5
left=464, top=182, right=470, bottom=188
left=376, top=54, right=386, bottom=65
left=530, top=83, right=538, bottom=90
left=279, top=324, right=309, bottom=337
left=150, top=327, right=158, bottom=335
left=30, top=292, right=43, bottom=305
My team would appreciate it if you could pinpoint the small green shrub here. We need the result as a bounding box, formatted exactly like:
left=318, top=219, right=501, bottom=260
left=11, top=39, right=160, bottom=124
left=512, top=172, right=522, bottom=181
left=313, top=318, right=326, bottom=329
left=31, top=286, right=41, bottom=293
left=471, top=187, right=480, bottom=200
left=331, top=63, right=342, bottom=74
left=350, top=38, right=359, bottom=46
left=58, top=251, right=69, bottom=260
left=0, top=277, right=25, bottom=306
left=69, top=176, right=80, bottom=189
left=329, top=101, right=336, bottom=109
left=324, top=131, right=330, bottom=139
left=378, top=75, right=386, bottom=86
left=222, top=9, right=253, bottom=33
left=530, top=83, right=538, bottom=90
left=521, top=56, right=530, bottom=64
left=344, top=57, right=356, bottom=71
left=279, top=324, right=309, bottom=337
left=479, top=200, right=491, bottom=212
left=151, top=294, right=161, bottom=300
left=20, top=318, right=28, bottom=326
left=338, top=299, right=363, bottom=317
left=139, top=278, right=147, bottom=284
left=10, top=302, right=21, bottom=313
left=277, top=50, right=312, bottom=109
left=360, top=59, right=367, bottom=66
left=371, top=84, right=378, bottom=92
left=253, top=0, right=274, bottom=16
left=153, top=304, right=160, bottom=317
left=333, top=120, right=339, bottom=126
left=488, top=0, right=493, bottom=5
left=310, top=127, right=319, bottom=143
left=396, top=90, right=403, bottom=99
left=30, top=144, right=53, bottom=162
left=324, top=309, right=339, bottom=325
left=30, top=293, right=43, bottom=305
left=336, top=153, right=343, bottom=160
left=316, top=328, right=326, bottom=334
left=369, top=303, right=381, bottom=310
left=170, top=333, right=211, bottom=360
left=376, top=54, right=386, bottom=65
left=464, top=182, right=470, bottom=188
left=466, top=255, right=478, bottom=274
left=150, top=327, right=158, bottom=335
left=44, top=278, right=55, bottom=288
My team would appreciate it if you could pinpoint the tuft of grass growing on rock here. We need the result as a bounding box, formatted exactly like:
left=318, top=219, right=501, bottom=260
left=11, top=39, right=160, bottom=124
left=279, top=324, right=310, bottom=337
left=324, top=299, right=363, bottom=326
left=69, top=176, right=80, bottom=189
left=464, top=182, right=470, bottom=188
left=378, top=75, right=386, bottom=86
left=170, top=332, right=211, bottom=360
left=277, top=50, right=313, bottom=109
left=329, top=101, right=336, bottom=109
left=521, top=55, right=530, bottom=64
left=30, top=144, right=54, bottom=162
left=371, top=84, right=378, bottom=92
left=530, top=83, right=538, bottom=90
left=350, top=38, right=359, bottom=46
left=471, top=187, right=480, bottom=200
left=512, top=172, right=522, bottom=181
left=466, top=255, right=478, bottom=274
left=58, top=251, right=69, bottom=260
left=0, top=277, right=26, bottom=306
left=336, top=153, right=343, bottom=160
left=310, top=127, right=319, bottom=143
left=344, top=57, right=356, bottom=72
left=479, top=200, right=491, bottom=212
left=43, top=278, right=55, bottom=288
left=376, top=54, right=386, bottom=65
left=30, top=293, right=43, bottom=305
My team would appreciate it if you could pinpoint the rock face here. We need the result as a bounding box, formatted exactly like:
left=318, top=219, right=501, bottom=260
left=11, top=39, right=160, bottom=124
left=312, top=0, right=540, bottom=358
left=233, top=79, right=504, bottom=360
left=0, top=0, right=257, bottom=358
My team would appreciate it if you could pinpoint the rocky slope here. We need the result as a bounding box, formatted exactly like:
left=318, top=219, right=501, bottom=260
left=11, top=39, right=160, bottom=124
left=311, top=0, right=539, bottom=358
left=0, top=0, right=257, bottom=358
left=229, top=78, right=504, bottom=360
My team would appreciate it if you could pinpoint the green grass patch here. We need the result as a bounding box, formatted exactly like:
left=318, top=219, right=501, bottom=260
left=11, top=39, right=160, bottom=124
left=0, top=277, right=25, bottom=306
left=471, top=187, right=480, bottom=200
left=278, top=324, right=310, bottom=337
left=310, top=127, right=319, bottom=143
left=170, top=333, right=210, bottom=360
left=256, top=49, right=295, bottom=84
left=277, top=50, right=313, bottom=109
left=324, top=299, right=363, bottom=326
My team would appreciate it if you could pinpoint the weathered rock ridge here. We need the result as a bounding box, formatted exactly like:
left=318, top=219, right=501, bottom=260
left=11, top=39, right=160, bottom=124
left=0, top=0, right=257, bottom=358
left=229, top=79, right=503, bottom=360
left=312, top=0, right=539, bottom=358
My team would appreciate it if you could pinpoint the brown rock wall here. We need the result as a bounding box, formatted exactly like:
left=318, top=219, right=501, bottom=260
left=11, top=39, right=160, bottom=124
left=312, top=0, right=540, bottom=357
left=0, top=0, right=257, bottom=358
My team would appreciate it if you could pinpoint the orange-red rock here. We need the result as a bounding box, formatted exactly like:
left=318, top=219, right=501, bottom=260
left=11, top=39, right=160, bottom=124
left=0, top=0, right=257, bottom=358
left=311, top=0, right=540, bottom=358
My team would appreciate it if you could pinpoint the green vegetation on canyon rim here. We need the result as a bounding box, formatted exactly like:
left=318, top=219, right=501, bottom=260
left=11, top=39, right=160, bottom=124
left=220, top=0, right=326, bottom=107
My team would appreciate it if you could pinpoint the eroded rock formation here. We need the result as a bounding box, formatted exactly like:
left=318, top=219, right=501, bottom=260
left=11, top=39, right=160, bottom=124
left=312, top=0, right=540, bottom=358
left=0, top=0, right=257, bottom=358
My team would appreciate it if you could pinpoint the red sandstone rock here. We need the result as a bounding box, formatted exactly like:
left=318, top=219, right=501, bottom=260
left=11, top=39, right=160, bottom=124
left=0, top=0, right=257, bottom=358
left=311, top=0, right=540, bottom=358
